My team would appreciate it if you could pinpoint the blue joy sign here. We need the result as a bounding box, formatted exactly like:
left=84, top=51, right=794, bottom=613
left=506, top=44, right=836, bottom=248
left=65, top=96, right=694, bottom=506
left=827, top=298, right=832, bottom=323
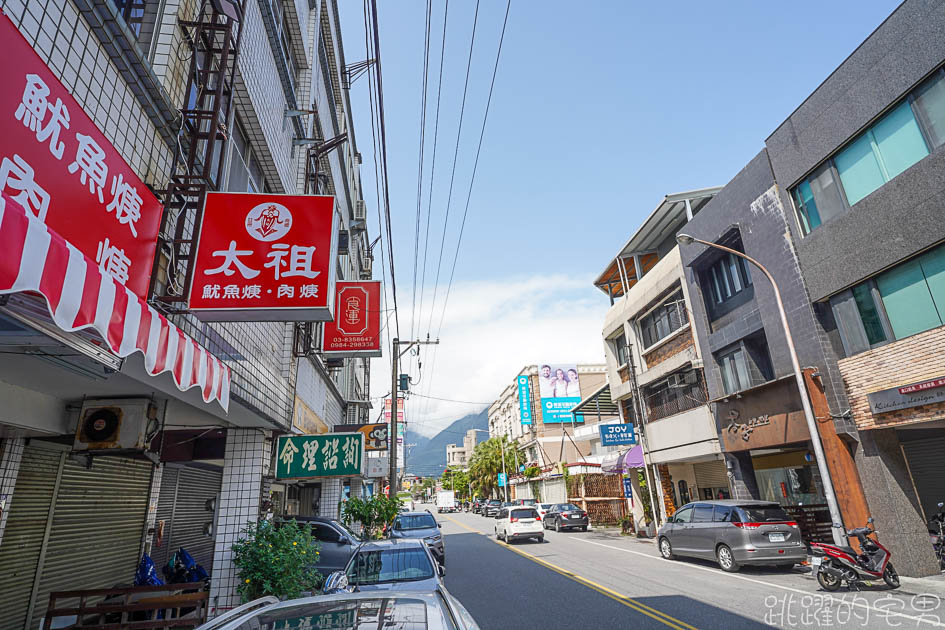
left=599, top=423, right=636, bottom=446
left=517, top=375, right=532, bottom=425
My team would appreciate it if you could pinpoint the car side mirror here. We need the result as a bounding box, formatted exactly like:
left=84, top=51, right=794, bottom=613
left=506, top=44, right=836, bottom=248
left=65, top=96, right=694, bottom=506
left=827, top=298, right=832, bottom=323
left=437, top=522, right=442, bottom=528
left=437, top=563, right=446, bottom=577
left=324, top=571, right=351, bottom=594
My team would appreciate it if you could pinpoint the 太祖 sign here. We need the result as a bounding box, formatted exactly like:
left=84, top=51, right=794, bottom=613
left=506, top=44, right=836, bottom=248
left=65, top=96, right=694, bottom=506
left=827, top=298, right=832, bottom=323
left=276, top=433, right=363, bottom=479
left=188, top=192, right=337, bottom=321
left=599, top=423, right=636, bottom=446
left=0, top=13, right=162, bottom=299
left=333, top=422, right=389, bottom=451
left=518, top=375, right=532, bottom=425
left=321, top=280, right=382, bottom=357
left=868, top=375, right=945, bottom=415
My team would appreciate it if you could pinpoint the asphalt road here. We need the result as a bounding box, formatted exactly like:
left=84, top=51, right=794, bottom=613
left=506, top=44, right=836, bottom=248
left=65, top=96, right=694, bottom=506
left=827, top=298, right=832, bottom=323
left=426, top=504, right=945, bottom=630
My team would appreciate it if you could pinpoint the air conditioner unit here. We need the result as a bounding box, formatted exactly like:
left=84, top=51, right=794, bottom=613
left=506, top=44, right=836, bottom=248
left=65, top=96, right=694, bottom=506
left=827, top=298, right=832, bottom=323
left=354, top=200, right=366, bottom=221
left=74, top=398, right=159, bottom=452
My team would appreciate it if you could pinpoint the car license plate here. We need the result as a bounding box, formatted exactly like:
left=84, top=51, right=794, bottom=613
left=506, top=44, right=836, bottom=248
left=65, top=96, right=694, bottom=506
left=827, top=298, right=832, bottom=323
left=769, top=533, right=786, bottom=543
left=811, top=556, right=821, bottom=567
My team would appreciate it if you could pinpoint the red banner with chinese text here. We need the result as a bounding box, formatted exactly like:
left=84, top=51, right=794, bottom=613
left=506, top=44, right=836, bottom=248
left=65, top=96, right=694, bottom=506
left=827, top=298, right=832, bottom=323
left=320, top=280, right=382, bottom=357
left=0, top=12, right=162, bottom=299
left=187, top=192, right=337, bottom=321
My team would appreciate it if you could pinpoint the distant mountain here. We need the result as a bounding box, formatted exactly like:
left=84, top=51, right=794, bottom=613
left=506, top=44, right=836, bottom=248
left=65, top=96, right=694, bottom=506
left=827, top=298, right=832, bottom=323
left=405, top=409, right=488, bottom=477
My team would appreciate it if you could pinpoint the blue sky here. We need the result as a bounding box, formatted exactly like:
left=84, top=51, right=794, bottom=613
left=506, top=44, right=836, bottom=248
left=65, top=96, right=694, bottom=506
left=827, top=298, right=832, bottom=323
left=339, top=0, right=902, bottom=435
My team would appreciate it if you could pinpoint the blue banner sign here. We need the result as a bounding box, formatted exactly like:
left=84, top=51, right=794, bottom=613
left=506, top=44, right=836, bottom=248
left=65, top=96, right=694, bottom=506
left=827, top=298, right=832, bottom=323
left=599, top=423, right=636, bottom=446
left=498, top=472, right=507, bottom=487
left=623, top=477, right=633, bottom=499
left=541, top=398, right=583, bottom=424
left=517, top=375, right=532, bottom=424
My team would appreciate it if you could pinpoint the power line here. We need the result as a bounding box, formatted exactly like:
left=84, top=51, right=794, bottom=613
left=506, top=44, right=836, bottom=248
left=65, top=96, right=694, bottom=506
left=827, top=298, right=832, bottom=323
left=435, top=0, right=511, bottom=338
left=424, top=0, right=480, bottom=338
left=410, top=393, right=494, bottom=405
left=415, top=0, right=450, bottom=381
left=370, top=0, right=400, bottom=339
left=411, top=0, right=433, bottom=344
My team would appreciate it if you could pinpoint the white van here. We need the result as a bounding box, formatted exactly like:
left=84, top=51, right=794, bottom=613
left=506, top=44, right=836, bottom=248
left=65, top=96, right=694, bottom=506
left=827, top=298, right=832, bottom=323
left=495, top=506, right=544, bottom=543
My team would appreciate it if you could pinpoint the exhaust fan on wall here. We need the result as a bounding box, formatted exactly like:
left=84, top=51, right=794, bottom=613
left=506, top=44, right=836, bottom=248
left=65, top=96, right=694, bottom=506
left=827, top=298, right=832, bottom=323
left=74, top=398, right=159, bottom=453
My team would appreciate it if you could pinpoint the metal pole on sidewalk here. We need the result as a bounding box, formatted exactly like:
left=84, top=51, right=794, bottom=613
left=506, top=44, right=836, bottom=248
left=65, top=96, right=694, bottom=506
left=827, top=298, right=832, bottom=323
left=677, top=234, right=846, bottom=546
left=500, top=437, right=508, bottom=502
left=389, top=337, right=399, bottom=494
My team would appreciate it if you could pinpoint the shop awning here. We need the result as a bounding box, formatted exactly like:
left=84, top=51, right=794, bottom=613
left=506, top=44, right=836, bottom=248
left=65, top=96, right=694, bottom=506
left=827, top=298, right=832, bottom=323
left=601, top=444, right=645, bottom=473
left=571, top=383, right=619, bottom=417
left=0, top=194, right=230, bottom=411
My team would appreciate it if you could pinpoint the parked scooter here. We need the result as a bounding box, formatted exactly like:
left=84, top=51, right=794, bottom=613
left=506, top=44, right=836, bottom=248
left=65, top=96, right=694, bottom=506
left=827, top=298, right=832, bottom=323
left=810, top=518, right=899, bottom=591
left=929, top=501, right=945, bottom=571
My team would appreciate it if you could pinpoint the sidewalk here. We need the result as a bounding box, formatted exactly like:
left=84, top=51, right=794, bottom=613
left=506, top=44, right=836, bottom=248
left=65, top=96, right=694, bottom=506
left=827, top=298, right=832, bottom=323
left=587, top=523, right=945, bottom=597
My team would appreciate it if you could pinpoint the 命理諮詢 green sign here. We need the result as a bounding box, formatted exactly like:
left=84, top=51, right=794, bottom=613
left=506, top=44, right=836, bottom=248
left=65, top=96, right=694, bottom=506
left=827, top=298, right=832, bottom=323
left=276, top=433, right=364, bottom=479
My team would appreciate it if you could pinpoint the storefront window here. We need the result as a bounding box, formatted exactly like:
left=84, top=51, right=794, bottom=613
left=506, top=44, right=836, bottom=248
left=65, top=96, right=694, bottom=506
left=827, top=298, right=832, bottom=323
left=755, top=464, right=822, bottom=507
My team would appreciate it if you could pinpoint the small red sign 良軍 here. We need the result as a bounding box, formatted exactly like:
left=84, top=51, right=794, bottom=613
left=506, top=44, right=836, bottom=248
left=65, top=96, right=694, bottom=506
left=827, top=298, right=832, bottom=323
left=321, top=281, right=382, bottom=357
left=187, top=192, right=337, bottom=321
left=0, top=13, right=162, bottom=298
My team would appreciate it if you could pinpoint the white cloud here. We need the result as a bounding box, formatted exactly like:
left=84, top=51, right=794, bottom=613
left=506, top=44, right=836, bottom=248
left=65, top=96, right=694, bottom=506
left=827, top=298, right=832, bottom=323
left=371, top=273, right=610, bottom=438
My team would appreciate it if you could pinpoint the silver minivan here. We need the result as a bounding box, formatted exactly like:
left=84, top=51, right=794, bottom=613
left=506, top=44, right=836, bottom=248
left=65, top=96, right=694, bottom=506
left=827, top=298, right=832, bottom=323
left=657, top=500, right=806, bottom=572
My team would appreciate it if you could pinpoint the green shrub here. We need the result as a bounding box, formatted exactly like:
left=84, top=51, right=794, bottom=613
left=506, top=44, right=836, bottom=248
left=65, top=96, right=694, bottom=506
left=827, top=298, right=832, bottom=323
left=231, top=519, right=322, bottom=603
left=341, top=494, right=402, bottom=539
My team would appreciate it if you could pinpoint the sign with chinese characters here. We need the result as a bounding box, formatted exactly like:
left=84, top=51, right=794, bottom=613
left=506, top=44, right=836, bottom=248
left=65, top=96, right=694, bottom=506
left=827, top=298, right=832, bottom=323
left=867, top=375, right=945, bottom=415
left=0, top=13, right=161, bottom=299
left=320, top=281, right=382, bottom=357
left=599, top=423, right=636, bottom=446
left=518, top=375, right=532, bottom=425
left=275, top=433, right=364, bottom=479
left=188, top=192, right=337, bottom=321
left=332, top=423, right=389, bottom=451
left=622, top=476, right=633, bottom=499
left=365, top=455, right=389, bottom=478
left=384, top=398, right=405, bottom=422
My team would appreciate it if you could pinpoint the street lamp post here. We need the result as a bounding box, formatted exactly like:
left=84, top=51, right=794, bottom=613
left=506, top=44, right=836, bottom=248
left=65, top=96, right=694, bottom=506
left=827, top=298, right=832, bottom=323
left=676, top=234, right=846, bottom=546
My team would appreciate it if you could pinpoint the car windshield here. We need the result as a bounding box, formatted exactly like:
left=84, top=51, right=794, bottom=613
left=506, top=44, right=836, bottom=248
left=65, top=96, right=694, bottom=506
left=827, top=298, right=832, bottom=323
left=538, top=504, right=553, bottom=510
left=346, top=547, right=436, bottom=585
left=559, top=504, right=582, bottom=511
left=738, top=505, right=790, bottom=522
left=488, top=500, right=500, bottom=505
left=394, top=514, right=437, bottom=530
left=511, top=509, right=539, bottom=519
left=234, top=597, right=437, bottom=630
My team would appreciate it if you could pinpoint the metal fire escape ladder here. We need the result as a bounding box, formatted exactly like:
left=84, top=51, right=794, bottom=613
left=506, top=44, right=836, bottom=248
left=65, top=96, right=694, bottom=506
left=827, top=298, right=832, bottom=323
left=148, top=0, right=246, bottom=307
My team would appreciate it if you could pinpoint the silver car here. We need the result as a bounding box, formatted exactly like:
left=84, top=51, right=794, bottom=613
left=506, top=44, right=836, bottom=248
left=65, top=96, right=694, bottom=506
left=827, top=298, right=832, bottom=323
left=390, top=511, right=445, bottom=565
left=195, top=588, right=479, bottom=630
left=658, top=500, right=806, bottom=572
left=342, top=538, right=445, bottom=592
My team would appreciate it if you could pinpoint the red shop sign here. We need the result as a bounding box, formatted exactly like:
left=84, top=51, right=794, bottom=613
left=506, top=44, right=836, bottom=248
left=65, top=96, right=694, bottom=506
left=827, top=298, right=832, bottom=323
left=321, top=280, right=382, bottom=357
left=0, top=12, right=161, bottom=299
left=188, top=192, right=337, bottom=321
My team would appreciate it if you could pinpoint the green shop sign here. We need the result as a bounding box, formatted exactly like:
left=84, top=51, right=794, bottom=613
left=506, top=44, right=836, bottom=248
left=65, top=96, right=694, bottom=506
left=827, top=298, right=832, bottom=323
left=276, top=433, right=364, bottom=479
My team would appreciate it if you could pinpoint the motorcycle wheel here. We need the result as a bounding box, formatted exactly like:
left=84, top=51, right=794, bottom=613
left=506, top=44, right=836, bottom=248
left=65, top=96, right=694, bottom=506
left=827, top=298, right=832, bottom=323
left=883, top=563, right=900, bottom=589
left=817, top=565, right=842, bottom=592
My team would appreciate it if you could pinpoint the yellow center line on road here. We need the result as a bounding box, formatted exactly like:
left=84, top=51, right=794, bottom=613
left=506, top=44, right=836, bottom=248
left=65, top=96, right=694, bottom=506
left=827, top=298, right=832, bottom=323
left=439, top=513, right=698, bottom=630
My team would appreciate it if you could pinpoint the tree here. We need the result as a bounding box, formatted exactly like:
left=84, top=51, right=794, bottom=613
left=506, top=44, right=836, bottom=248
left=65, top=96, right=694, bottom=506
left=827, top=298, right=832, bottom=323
left=441, top=467, right=470, bottom=500
left=341, top=494, right=402, bottom=539
left=467, top=436, right=522, bottom=498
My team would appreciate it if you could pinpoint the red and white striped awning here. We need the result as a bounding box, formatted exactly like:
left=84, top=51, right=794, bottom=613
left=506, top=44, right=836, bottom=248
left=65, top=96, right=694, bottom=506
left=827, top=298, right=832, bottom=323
left=0, top=193, right=230, bottom=411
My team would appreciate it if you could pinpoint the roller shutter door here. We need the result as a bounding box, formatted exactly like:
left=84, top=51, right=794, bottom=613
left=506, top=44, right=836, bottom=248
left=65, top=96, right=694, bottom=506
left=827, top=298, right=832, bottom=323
left=30, top=455, right=153, bottom=629
left=151, top=465, right=222, bottom=573
left=694, top=461, right=729, bottom=489
left=902, top=437, right=945, bottom=523
left=0, top=446, right=62, bottom=630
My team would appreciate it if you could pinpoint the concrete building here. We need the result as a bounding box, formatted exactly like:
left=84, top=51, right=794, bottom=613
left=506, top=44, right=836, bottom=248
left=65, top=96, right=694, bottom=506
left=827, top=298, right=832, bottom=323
left=0, top=0, right=374, bottom=621
left=764, top=0, right=945, bottom=576
left=597, top=189, right=731, bottom=524
left=488, top=364, right=608, bottom=471
left=444, top=429, right=482, bottom=469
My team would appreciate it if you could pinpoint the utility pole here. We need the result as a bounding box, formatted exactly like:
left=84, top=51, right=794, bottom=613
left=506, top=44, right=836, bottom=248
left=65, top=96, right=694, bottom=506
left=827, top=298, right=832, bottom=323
left=500, top=437, right=509, bottom=502
left=389, top=336, right=439, bottom=494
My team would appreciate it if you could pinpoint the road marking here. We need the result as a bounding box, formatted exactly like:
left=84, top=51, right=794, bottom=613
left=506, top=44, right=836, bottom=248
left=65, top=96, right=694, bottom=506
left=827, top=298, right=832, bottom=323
left=575, top=537, right=945, bottom=628
left=440, top=514, right=696, bottom=630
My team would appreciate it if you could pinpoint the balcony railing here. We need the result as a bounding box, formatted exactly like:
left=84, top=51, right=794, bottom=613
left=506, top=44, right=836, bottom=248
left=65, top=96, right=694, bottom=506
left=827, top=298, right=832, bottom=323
left=644, top=380, right=708, bottom=422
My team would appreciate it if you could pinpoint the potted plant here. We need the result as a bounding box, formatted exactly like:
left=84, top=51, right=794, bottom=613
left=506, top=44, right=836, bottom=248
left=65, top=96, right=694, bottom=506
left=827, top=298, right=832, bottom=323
left=231, top=519, right=322, bottom=603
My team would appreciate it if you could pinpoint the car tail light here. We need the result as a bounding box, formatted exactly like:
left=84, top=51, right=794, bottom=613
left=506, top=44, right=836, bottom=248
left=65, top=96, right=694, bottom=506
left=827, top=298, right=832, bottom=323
left=733, top=522, right=761, bottom=529
left=510, top=517, right=519, bottom=523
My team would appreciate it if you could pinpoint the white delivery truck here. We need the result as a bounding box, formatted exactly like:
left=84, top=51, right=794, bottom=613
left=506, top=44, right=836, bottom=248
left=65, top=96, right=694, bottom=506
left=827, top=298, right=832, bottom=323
left=436, top=490, right=455, bottom=513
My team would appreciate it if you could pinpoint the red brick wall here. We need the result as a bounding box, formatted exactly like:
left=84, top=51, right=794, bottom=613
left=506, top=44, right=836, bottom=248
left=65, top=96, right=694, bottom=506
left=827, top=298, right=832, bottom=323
left=643, top=329, right=694, bottom=367
left=838, top=326, right=945, bottom=430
